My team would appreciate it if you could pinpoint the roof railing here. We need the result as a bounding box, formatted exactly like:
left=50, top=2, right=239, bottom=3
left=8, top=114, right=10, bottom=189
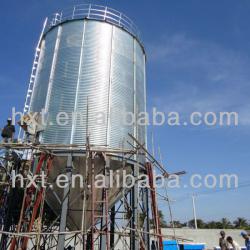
left=46, top=4, right=141, bottom=40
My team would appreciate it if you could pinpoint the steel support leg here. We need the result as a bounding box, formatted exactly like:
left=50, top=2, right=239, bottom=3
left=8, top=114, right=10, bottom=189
left=100, top=157, right=110, bottom=250
left=142, top=187, right=150, bottom=250
left=100, top=188, right=107, bottom=250
left=130, top=163, right=139, bottom=250
left=57, top=155, right=73, bottom=250
left=110, top=206, right=115, bottom=249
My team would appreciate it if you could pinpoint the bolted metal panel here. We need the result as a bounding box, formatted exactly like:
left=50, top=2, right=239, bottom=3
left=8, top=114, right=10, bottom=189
left=109, top=26, right=134, bottom=149
left=30, top=29, right=58, bottom=112
left=136, top=41, right=146, bottom=147
left=43, top=21, right=84, bottom=144
left=30, top=18, right=146, bottom=151
left=73, top=21, right=112, bottom=146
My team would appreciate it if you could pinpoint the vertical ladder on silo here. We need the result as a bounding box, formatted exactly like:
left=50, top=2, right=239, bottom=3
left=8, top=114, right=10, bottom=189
left=18, top=18, right=48, bottom=140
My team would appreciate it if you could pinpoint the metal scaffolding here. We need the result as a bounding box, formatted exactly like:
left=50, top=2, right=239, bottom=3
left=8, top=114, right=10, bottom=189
left=0, top=133, right=184, bottom=250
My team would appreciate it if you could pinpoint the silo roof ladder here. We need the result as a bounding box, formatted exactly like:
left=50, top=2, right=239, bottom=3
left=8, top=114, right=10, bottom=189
left=18, top=18, right=48, bottom=140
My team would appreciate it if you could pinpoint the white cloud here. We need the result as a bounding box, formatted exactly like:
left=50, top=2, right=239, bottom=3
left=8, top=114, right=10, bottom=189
left=147, top=33, right=250, bottom=126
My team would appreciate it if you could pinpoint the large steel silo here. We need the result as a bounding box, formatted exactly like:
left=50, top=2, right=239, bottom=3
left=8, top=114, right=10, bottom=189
left=30, top=4, right=146, bottom=150
left=26, top=4, right=147, bottom=231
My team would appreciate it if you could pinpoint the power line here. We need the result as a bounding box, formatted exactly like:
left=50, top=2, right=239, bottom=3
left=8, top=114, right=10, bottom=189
left=172, top=181, right=250, bottom=203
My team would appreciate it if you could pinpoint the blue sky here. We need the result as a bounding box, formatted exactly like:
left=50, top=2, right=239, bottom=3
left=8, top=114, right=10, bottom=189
left=0, top=0, right=250, bottom=223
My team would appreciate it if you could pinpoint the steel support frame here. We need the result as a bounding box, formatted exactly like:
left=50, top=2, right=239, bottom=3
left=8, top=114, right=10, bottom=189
left=57, top=154, right=73, bottom=250
left=0, top=145, right=154, bottom=250
left=130, top=164, right=139, bottom=250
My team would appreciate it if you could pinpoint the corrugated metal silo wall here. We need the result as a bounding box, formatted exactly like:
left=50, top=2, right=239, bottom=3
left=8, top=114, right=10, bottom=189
left=30, top=19, right=146, bottom=150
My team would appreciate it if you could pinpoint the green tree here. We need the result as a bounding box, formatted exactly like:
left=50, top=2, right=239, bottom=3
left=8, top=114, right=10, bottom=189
left=221, top=218, right=232, bottom=229
left=206, top=221, right=217, bottom=229
left=215, top=222, right=223, bottom=229
left=170, top=220, right=184, bottom=228
left=234, top=217, right=248, bottom=229
left=150, top=210, right=167, bottom=228
left=158, top=210, right=168, bottom=227
left=188, top=219, right=205, bottom=229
